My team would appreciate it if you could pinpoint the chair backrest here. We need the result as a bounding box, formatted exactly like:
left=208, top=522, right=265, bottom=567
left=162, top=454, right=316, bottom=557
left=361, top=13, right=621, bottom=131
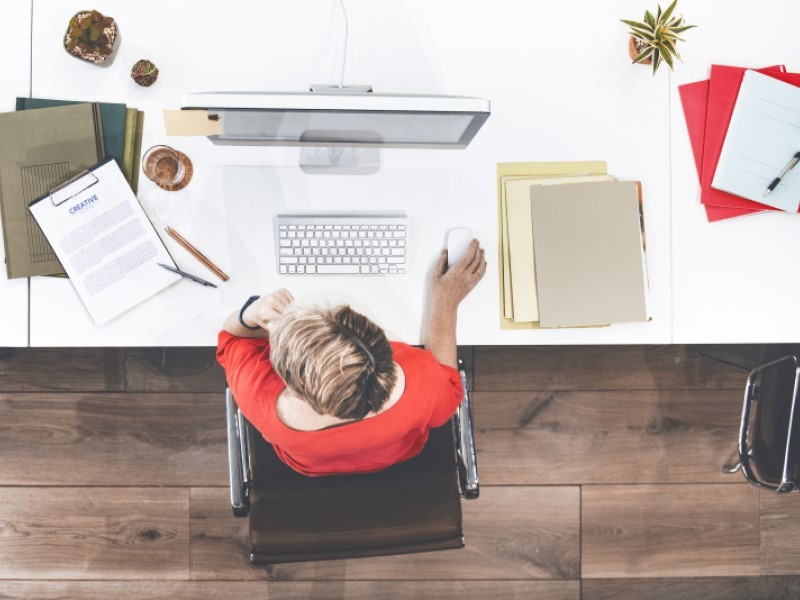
left=740, top=355, right=800, bottom=491
left=245, top=418, right=464, bottom=563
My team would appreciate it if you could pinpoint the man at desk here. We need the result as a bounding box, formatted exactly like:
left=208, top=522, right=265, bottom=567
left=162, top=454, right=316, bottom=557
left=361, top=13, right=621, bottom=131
left=216, top=241, right=486, bottom=476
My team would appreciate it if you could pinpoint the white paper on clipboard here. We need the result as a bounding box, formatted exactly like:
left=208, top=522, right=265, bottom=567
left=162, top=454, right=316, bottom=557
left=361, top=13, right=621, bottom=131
left=29, top=158, right=181, bottom=325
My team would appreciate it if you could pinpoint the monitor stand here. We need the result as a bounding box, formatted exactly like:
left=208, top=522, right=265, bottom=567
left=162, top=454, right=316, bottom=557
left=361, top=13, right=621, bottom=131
left=300, top=85, right=380, bottom=174
left=299, top=129, right=380, bottom=175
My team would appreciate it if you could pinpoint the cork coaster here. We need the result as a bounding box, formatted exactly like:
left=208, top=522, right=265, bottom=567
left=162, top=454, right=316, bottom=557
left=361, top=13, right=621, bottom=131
left=156, top=151, right=194, bottom=191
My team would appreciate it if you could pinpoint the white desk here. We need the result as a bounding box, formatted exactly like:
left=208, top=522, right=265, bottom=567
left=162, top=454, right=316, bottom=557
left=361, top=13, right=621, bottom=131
left=0, top=1, right=31, bottom=347
left=671, top=0, right=800, bottom=343
left=21, top=0, right=798, bottom=347
left=25, top=0, right=671, bottom=346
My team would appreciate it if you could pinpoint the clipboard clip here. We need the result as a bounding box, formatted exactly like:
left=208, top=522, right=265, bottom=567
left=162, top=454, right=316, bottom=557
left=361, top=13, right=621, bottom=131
left=48, top=170, right=99, bottom=207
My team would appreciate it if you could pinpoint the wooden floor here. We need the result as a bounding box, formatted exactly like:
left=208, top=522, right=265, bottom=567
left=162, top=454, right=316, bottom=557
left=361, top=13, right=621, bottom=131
left=2, top=344, right=800, bottom=599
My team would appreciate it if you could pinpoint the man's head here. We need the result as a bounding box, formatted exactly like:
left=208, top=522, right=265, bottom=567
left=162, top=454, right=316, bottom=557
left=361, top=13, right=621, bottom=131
left=269, top=304, right=396, bottom=420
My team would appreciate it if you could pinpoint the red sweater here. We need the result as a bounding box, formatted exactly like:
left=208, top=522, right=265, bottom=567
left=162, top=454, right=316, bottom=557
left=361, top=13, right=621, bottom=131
left=216, top=331, right=464, bottom=476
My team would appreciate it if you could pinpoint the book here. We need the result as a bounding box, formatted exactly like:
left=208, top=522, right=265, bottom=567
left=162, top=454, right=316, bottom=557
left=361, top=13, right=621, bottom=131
left=700, top=65, right=800, bottom=212
left=29, top=159, right=180, bottom=325
left=16, top=97, right=125, bottom=170
left=0, top=103, right=104, bottom=278
left=495, top=161, right=608, bottom=329
left=503, top=174, right=613, bottom=323
left=530, top=181, right=649, bottom=328
left=121, top=108, right=139, bottom=186
left=131, top=110, right=145, bottom=193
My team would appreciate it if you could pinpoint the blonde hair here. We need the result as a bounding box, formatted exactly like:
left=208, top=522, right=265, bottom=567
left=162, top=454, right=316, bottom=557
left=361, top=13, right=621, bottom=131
left=269, top=304, right=396, bottom=420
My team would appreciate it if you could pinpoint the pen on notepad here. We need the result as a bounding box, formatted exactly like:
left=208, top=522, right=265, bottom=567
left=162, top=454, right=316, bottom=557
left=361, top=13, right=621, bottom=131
left=158, top=263, right=217, bottom=288
left=764, top=151, right=800, bottom=197
left=164, top=226, right=230, bottom=282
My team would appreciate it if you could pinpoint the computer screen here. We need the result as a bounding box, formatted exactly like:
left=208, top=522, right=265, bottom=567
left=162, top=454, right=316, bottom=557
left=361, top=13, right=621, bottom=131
left=183, top=92, right=490, bottom=149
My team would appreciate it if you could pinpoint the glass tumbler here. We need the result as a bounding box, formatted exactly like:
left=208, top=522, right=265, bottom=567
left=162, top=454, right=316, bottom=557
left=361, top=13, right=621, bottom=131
left=142, top=145, right=188, bottom=189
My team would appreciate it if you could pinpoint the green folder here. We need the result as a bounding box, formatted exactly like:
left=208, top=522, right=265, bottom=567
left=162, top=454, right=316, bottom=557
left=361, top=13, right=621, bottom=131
left=16, top=97, right=126, bottom=172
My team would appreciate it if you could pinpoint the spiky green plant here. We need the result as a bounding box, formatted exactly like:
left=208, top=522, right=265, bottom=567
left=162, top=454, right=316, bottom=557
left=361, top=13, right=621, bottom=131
left=621, top=0, right=696, bottom=75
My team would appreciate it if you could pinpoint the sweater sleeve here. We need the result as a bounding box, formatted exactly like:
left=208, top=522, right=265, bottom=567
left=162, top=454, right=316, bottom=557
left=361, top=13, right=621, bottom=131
left=428, top=363, right=465, bottom=427
left=216, top=331, right=277, bottom=428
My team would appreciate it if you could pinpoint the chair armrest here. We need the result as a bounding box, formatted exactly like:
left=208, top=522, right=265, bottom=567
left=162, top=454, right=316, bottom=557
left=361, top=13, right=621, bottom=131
left=455, top=359, right=479, bottom=499
left=226, top=388, right=251, bottom=516
left=739, top=356, right=799, bottom=492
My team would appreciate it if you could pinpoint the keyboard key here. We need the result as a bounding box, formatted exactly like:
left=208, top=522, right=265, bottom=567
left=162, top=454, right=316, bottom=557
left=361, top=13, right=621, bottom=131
left=317, top=265, right=360, bottom=274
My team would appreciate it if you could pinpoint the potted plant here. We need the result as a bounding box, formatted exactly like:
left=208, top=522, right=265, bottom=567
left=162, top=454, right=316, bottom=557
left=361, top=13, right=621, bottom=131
left=621, top=0, right=695, bottom=75
left=64, top=10, right=117, bottom=64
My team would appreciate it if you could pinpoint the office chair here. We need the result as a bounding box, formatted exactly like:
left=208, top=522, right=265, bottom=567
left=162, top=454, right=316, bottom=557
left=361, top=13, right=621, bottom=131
left=727, top=355, right=800, bottom=492
left=225, top=359, right=479, bottom=565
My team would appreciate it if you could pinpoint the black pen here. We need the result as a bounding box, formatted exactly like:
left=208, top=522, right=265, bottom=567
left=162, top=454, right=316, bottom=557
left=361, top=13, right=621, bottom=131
left=158, top=262, right=218, bottom=288
left=764, top=151, right=800, bottom=197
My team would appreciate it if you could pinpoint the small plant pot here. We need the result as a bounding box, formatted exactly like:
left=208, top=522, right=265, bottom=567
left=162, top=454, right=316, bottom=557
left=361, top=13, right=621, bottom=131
left=64, top=10, right=118, bottom=65
left=628, top=35, right=652, bottom=65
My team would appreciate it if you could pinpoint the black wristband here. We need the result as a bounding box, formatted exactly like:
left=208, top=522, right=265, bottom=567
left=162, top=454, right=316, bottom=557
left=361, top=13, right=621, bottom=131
left=239, top=295, right=261, bottom=330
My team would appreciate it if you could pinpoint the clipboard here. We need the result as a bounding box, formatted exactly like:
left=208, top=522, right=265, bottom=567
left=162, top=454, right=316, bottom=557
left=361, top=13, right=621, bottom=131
left=29, top=158, right=181, bottom=326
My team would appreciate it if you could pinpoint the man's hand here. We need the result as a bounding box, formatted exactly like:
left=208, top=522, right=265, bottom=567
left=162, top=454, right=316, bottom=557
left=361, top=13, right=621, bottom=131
left=242, top=288, right=295, bottom=330
left=431, top=240, right=487, bottom=311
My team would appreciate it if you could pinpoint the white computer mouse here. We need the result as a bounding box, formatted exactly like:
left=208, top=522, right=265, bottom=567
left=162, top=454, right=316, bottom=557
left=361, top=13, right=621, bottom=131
left=446, top=227, right=475, bottom=268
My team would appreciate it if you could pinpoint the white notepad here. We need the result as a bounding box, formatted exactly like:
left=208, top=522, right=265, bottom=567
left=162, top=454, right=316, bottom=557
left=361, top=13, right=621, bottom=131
left=30, top=159, right=180, bottom=325
left=713, top=70, right=800, bottom=212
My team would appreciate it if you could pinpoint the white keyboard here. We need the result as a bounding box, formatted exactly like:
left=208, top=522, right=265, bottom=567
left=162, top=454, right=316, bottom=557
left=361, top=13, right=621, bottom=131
left=275, top=213, right=407, bottom=275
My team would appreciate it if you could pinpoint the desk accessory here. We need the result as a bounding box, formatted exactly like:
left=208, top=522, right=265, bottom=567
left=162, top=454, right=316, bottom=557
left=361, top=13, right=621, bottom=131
left=446, top=228, right=474, bottom=268
left=157, top=263, right=217, bottom=288
left=765, top=152, right=800, bottom=197
left=28, top=159, right=180, bottom=325
left=0, top=103, right=104, bottom=278
left=131, top=59, right=159, bottom=87
left=621, top=0, right=695, bottom=75
left=64, top=10, right=117, bottom=64
left=164, top=226, right=229, bottom=281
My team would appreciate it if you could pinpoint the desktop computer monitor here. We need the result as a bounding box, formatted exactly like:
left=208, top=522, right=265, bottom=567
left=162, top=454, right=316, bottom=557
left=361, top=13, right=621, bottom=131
left=182, top=91, right=490, bottom=149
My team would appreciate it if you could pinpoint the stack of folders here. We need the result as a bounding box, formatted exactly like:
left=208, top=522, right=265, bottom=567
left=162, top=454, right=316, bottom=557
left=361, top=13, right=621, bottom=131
left=498, top=162, right=651, bottom=329
left=679, top=65, right=800, bottom=221
left=0, top=99, right=144, bottom=278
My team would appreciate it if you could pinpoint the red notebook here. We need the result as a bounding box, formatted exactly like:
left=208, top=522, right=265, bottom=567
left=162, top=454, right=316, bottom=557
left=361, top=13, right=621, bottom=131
left=679, top=73, right=770, bottom=221
left=678, top=65, right=785, bottom=222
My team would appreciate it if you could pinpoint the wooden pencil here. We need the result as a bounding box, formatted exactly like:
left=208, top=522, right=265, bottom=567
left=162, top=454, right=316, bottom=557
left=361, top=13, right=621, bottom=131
left=164, top=226, right=229, bottom=282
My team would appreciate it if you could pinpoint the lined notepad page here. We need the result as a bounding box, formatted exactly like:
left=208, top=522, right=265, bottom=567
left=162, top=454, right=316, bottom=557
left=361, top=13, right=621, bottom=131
left=713, top=70, right=800, bottom=212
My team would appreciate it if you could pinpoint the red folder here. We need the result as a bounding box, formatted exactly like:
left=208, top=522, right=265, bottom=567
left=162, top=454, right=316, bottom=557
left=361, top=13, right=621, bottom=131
left=678, top=75, right=765, bottom=221
left=677, top=65, right=793, bottom=221
left=701, top=65, right=800, bottom=212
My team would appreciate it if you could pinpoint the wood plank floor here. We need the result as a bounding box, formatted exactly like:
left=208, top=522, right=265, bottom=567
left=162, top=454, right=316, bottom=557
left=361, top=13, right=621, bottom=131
left=1, top=343, right=799, bottom=599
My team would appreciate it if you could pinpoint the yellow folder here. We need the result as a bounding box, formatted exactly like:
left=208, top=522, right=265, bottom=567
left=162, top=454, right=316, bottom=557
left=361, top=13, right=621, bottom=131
left=496, top=161, right=608, bottom=330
